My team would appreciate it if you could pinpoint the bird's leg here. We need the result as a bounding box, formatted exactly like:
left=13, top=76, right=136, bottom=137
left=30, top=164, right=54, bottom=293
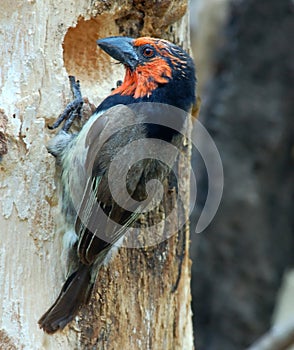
left=111, top=80, right=123, bottom=91
left=116, top=80, right=123, bottom=87
left=48, top=76, right=84, bottom=132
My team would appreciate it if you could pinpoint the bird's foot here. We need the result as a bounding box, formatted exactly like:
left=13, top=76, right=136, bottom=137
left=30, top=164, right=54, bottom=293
left=111, top=80, right=123, bottom=91
left=48, top=76, right=84, bottom=132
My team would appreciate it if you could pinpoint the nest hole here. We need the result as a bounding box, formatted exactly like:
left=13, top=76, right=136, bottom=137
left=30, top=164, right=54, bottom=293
left=63, top=16, right=124, bottom=104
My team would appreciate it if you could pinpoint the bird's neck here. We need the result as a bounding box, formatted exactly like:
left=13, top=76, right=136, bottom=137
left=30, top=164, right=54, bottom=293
left=112, top=64, right=172, bottom=99
left=96, top=66, right=195, bottom=115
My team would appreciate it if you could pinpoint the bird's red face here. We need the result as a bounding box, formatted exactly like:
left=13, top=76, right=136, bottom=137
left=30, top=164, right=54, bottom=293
left=97, top=36, right=195, bottom=102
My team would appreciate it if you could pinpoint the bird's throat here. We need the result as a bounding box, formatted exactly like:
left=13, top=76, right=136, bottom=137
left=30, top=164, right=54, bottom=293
left=112, top=60, right=172, bottom=99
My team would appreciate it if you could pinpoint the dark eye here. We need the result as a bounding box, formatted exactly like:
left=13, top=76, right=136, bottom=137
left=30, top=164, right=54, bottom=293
left=142, top=47, right=155, bottom=58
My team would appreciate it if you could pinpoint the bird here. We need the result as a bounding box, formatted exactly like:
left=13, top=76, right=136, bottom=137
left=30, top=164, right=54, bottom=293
left=38, top=36, right=196, bottom=334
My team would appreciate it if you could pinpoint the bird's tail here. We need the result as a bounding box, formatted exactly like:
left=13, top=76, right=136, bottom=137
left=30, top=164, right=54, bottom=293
left=38, top=264, right=91, bottom=334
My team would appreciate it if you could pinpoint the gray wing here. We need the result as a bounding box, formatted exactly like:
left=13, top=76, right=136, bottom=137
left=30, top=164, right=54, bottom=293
left=72, top=104, right=148, bottom=265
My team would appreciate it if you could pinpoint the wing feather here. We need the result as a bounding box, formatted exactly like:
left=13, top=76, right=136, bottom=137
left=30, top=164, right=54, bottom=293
left=73, top=104, right=147, bottom=265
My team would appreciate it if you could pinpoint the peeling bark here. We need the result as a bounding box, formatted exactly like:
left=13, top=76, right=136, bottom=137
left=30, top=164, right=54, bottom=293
left=0, top=110, right=8, bottom=159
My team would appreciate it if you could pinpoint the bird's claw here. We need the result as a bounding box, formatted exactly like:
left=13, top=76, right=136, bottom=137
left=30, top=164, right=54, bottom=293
left=111, top=80, right=123, bottom=91
left=49, top=76, right=84, bottom=132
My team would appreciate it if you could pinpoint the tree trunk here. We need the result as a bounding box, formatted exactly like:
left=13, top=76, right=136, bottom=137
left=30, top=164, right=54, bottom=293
left=0, top=1, right=194, bottom=349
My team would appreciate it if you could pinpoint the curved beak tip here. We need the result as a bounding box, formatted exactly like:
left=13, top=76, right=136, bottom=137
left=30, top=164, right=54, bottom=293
left=97, top=36, right=138, bottom=70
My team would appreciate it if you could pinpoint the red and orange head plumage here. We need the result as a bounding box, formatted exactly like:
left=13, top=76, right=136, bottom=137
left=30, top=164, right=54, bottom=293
left=97, top=36, right=196, bottom=112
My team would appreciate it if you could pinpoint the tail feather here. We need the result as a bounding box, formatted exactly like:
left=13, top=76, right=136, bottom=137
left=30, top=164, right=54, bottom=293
left=38, top=264, right=91, bottom=334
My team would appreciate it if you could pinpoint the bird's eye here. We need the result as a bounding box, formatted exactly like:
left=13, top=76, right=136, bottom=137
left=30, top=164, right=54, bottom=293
left=143, top=47, right=154, bottom=58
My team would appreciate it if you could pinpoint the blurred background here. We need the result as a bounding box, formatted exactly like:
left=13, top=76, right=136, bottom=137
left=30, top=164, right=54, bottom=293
left=189, top=0, right=294, bottom=349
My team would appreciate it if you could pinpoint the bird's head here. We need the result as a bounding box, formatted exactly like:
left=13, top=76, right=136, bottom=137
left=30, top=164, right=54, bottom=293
left=97, top=36, right=196, bottom=112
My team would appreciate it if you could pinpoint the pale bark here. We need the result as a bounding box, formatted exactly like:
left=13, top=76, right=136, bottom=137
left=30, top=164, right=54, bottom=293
left=0, top=1, right=193, bottom=349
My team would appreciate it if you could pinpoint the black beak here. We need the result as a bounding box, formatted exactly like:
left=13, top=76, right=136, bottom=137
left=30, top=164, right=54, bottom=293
left=97, top=36, right=138, bottom=71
